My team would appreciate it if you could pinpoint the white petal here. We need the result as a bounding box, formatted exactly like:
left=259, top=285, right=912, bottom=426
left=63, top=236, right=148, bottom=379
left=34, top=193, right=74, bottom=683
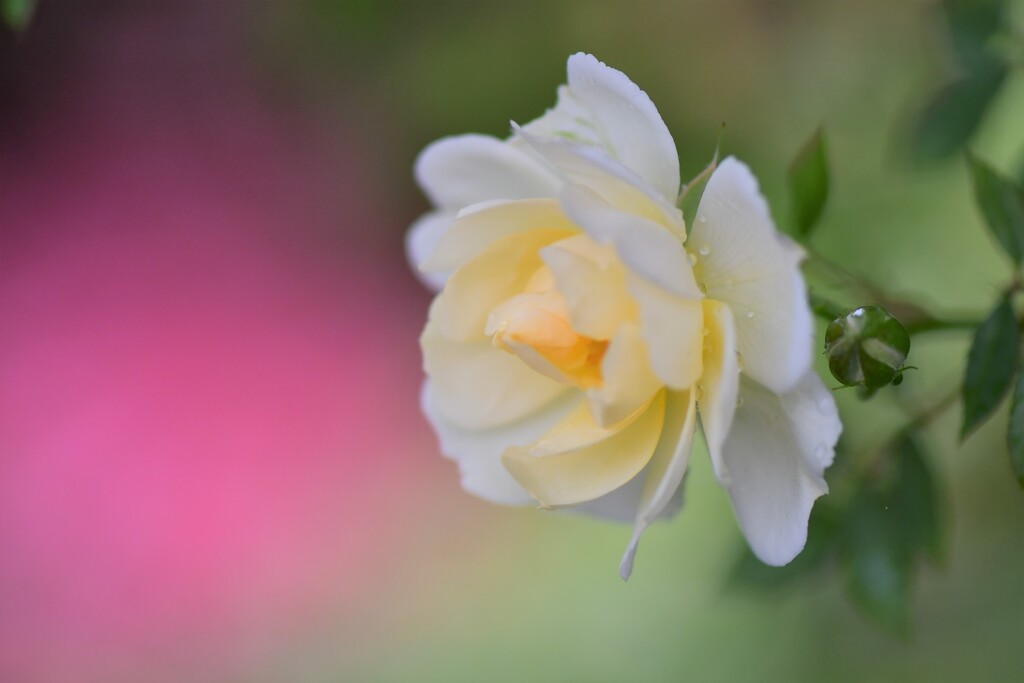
left=698, top=299, right=739, bottom=485
left=720, top=372, right=842, bottom=566
left=620, top=388, right=697, bottom=580
left=421, top=300, right=568, bottom=430
left=415, top=134, right=561, bottom=209
left=514, top=125, right=683, bottom=232
left=502, top=392, right=665, bottom=507
left=406, top=211, right=454, bottom=291
left=522, top=53, right=680, bottom=203
left=424, top=199, right=576, bottom=274
left=587, top=322, right=663, bottom=428
left=420, top=381, right=579, bottom=506
left=559, top=184, right=696, bottom=298
left=627, top=276, right=704, bottom=391
left=539, top=234, right=637, bottom=340
left=690, top=157, right=813, bottom=394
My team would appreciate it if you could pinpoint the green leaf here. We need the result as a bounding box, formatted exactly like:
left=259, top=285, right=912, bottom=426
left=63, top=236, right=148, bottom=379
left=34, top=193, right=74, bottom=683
left=788, top=128, right=829, bottom=238
left=727, top=503, right=837, bottom=590
left=969, top=154, right=1024, bottom=265
left=962, top=296, right=1020, bottom=439
left=2, top=0, right=36, bottom=31
left=1006, top=372, right=1024, bottom=489
left=841, top=487, right=912, bottom=635
left=911, top=62, right=1006, bottom=164
left=891, top=436, right=946, bottom=565
left=943, top=0, right=1006, bottom=72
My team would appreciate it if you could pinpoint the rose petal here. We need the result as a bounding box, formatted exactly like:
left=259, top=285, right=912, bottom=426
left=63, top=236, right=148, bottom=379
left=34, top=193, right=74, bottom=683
left=627, top=276, right=704, bottom=391
left=521, top=53, right=680, bottom=203
left=720, top=372, right=842, bottom=566
left=421, top=300, right=568, bottom=430
left=437, top=227, right=574, bottom=342
left=405, top=210, right=454, bottom=291
left=620, top=388, right=697, bottom=580
left=690, top=157, right=813, bottom=394
left=539, top=234, right=637, bottom=340
left=415, top=133, right=560, bottom=209
left=586, top=322, right=662, bottom=428
left=502, top=391, right=665, bottom=507
left=698, top=299, right=739, bottom=485
left=559, top=184, right=696, bottom=298
left=420, top=381, right=579, bottom=505
left=424, top=199, right=575, bottom=274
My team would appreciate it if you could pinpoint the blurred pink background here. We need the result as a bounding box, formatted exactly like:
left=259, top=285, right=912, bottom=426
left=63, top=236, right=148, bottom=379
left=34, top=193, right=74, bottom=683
left=0, top=5, right=447, bottom=681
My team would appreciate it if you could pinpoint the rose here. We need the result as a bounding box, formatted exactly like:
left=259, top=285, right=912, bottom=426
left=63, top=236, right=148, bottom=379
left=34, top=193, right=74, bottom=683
left=407, top=53, right=842, bottom=579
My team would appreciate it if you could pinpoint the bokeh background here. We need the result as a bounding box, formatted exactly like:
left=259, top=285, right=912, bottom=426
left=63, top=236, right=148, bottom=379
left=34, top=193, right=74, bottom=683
left=2, top=2, right=1024, bottom=682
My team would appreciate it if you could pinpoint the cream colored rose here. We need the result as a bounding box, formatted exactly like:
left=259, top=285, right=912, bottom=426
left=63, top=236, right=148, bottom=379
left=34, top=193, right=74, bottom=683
left=408, top=53, right=841, bottom=579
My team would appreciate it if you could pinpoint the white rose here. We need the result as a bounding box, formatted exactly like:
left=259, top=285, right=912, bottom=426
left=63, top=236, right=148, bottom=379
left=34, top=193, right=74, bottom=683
left=407, top=53, right=842, bottom=579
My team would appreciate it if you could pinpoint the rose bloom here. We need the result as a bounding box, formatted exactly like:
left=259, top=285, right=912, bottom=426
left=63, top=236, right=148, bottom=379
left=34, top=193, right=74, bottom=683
left=407, top=53, right=841, bottom=578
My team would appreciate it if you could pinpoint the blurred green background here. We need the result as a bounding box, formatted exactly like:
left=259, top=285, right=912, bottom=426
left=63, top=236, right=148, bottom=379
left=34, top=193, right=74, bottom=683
left=3, top=1, right=1024, bottom=682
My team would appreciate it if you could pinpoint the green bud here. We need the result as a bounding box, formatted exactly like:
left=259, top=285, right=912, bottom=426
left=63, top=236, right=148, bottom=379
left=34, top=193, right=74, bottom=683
left=825, top=306, right=911, bottom=389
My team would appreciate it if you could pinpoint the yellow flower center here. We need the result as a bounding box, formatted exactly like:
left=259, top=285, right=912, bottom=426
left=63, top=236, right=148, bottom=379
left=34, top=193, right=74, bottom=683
left=486, top=266, right=608, bottom=388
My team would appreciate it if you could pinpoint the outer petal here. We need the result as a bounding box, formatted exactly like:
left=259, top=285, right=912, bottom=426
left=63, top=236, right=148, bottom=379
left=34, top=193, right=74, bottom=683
left=406, top=210, right=453, bottom=291
left=415, top=134, right=561, bottom=209
left=502, top=392, right=665, bottom=507
left=420, top=381, right=579, bottom=506
left=698, top=299, right=739, bottom=485
left=421, top=300, right=568, bottom=430
left=587, top=322, right=663, bottom=428
left=521, top=53, right=680, bottom=203
left=720, top=372, right=842, bottom=566
left=690, top=157, right=813, bottom=394
left=424, top=199, right=576, bottom=274
left=514, top=125, right=683, bottom=232
left=540, top=234, right=637, bottom=340
left=437, top=227, right=574, bottom=342
left=620, top=388, right=697, bottom=580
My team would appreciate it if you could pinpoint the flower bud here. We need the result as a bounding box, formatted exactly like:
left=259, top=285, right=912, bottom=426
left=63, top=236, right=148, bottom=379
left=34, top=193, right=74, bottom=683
left=824, top=306, right=911, bottom=389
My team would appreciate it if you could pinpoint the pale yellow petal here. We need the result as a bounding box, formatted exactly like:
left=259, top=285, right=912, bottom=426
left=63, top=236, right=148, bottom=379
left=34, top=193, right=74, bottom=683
left=502, top=391, right=665, bottom=507
left=540, top=234, right=638, bottom=340
left=620, top=388, right=697, bottom=580
left=437, top=227, right=574, bottom=342
left=698, top=299, right=739, bottom=485
left=421, top=299, right=568, bottom=430
left=423, top=199, right=576, bottom=274
left=587, top=322, right=662, bottom=428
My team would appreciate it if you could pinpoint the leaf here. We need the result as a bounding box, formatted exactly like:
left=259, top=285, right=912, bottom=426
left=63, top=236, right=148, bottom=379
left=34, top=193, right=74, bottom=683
left=911, top=62, right=1006, bottom=165
left=727, top=503, right=837, bottom=590
left=891, top=436, right=945, bottom=565
left=788, top=128, right=829, bottom=238
left=2, top=0, right=35, bottom=31
left=1006, top=372, right=1024, bottom=489
left=969, top=154, right=1024, bottom=265
left=962, top=296, right=1020, bottom=439
left=943, top=0, right=1006, bottom=72
left=840, top=486, right=912, bottom=635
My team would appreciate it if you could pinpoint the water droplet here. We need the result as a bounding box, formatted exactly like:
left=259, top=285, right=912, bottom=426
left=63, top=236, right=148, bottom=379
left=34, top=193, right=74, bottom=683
left=695, top=385, right=704, bottom=401
left=698, top=245, right=711, bottom=256
left=735, top=352, right=745, bottom=370
left=817, top=397, right=832, bottom=414
left=736, top=396, right=744, bottom=408
left=697, top=215, right=708, bottom=224
left=698, top=283, right=708, bottom=294
left=745, top=311, right=755, bottom=319
left=724, top=279, right=734, bottom=288
left=815, top=444, right=830, bottom=461
left=687, top=252, right=698, bottom=266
